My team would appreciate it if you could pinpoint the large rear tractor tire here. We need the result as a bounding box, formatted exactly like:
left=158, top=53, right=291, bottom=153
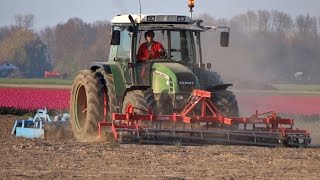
left=203, top=70, right=239, bottom=117
left=70, top=70, right=105, bottom=141
left=212, top=90, right=239, bottom=117
left=122, top=89, right=157, bottom=118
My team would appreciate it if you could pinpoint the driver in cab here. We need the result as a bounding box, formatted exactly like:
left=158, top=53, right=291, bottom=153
left=136, top=30, right=165, bottom=62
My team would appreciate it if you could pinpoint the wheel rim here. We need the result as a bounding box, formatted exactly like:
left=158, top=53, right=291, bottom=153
left=75, top=84, right=87, bottom=130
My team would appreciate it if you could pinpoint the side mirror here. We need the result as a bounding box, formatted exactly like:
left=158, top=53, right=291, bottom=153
left=220, top=32, right=229, bottom=47
left=111, top=30, right=120, bottom=45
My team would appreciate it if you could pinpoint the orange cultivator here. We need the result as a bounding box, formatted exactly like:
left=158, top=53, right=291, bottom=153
left=98, top=90, right=311, bottom=147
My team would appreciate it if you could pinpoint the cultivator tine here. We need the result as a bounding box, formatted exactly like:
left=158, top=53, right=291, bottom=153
left=110, top=128, right=285, bottom=147
left=103, top=126, right=289, bottom=147
left=109, top=125, right=309, bottom=147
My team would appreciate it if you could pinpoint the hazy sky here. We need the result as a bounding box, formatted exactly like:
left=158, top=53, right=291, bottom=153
left=1, top=0, right=320, bottom=30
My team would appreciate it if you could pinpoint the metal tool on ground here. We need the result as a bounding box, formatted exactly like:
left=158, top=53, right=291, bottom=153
left=98, top=89, right=311, bottom=147
left=12, top=108, right=70, bottom=139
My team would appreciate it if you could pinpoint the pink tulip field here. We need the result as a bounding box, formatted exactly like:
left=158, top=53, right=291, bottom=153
left=0, top=87, right=319, bottom=116
left=0, top=87, right=69, bottom=114
left=237, top=95, right=320, bottom=116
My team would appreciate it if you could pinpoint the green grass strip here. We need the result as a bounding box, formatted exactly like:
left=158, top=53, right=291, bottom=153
left=0, top=78, right=72, bottom=85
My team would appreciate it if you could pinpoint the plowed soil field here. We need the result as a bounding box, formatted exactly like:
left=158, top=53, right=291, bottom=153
left=1, top=115, right=320, bottom=179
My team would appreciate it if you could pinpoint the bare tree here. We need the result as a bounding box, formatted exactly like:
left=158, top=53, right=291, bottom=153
left=272, top=10, right=292, bottom=33
left=318, top=17, right=320, bottom=35
left=14, top=14, right=35, bottom=29
left=40, top=27, right=56, bottom=64
left=0, top=27, right=11, bottom=41
left=246, top=10, right=258, bottom=32
left=257, top=10, right=271, bottom=32
left=295, top=14, right=317, bottom=38
left=230, top=14, right=248, bottom=34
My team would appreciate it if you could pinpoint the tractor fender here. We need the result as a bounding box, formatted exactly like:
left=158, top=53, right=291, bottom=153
left=90, top=62, right=112, bottom=74
left=90, top=62, right=126, bottom=99
left=205, top=84, right=233, bottom=91
left=121, top=86, right=151, bottom=110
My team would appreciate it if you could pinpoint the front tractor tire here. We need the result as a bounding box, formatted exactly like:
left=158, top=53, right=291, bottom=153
left=70, top=70, right=105, bottom=141
left=122, top=89, right=157, bottom=116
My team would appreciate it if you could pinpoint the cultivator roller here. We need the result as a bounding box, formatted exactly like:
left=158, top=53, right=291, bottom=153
left=98, top=90, right=311, bottom=147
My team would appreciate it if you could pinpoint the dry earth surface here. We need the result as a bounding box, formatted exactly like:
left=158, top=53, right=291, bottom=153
left=1, top=115, right=320, bottom=180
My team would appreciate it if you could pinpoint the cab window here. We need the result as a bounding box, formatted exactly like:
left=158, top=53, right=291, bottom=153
left=116, top=29, right=131, bottom=60
left=170, top=31, right=195, bottom=64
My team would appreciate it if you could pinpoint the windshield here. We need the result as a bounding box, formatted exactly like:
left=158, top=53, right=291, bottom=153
left=136, top=30, right=196, bottom=65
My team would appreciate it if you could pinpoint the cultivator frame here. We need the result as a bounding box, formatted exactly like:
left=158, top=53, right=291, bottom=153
left=98, top=90, right=311, bottom=147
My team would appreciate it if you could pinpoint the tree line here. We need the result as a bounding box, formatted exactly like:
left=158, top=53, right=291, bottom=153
left=0, top=14, right=111, bottom=78
left=0, top=10, right=319, bottom=83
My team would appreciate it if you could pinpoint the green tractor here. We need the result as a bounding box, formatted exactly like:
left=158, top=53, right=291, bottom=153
left=70, top=14, right=239, bottom=140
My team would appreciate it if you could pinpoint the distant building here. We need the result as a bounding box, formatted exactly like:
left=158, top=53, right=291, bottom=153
left=0, top=61, right=20, bottom=77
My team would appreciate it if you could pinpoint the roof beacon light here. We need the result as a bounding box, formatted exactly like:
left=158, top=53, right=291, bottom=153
left=188, top=0, right=195, bottom=18
left=188, top=0, right=195, bottom=8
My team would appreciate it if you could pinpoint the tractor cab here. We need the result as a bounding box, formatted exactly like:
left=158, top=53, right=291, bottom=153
left=109, top=14, right=229, bottom=82
left=106, top=14, right=230, bottom=112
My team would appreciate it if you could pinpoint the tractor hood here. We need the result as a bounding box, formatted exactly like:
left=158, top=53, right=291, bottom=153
left=154, top=62, right=193, bottom=74
left=151, top=62, right=200, bottom=94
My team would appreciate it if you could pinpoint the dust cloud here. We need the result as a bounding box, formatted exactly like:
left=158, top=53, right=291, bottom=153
left=198, top=11, right=320, bottom=87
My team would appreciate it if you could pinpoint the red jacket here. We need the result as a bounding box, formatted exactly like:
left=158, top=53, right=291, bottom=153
left=136, top=41, right=164, bottom=62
